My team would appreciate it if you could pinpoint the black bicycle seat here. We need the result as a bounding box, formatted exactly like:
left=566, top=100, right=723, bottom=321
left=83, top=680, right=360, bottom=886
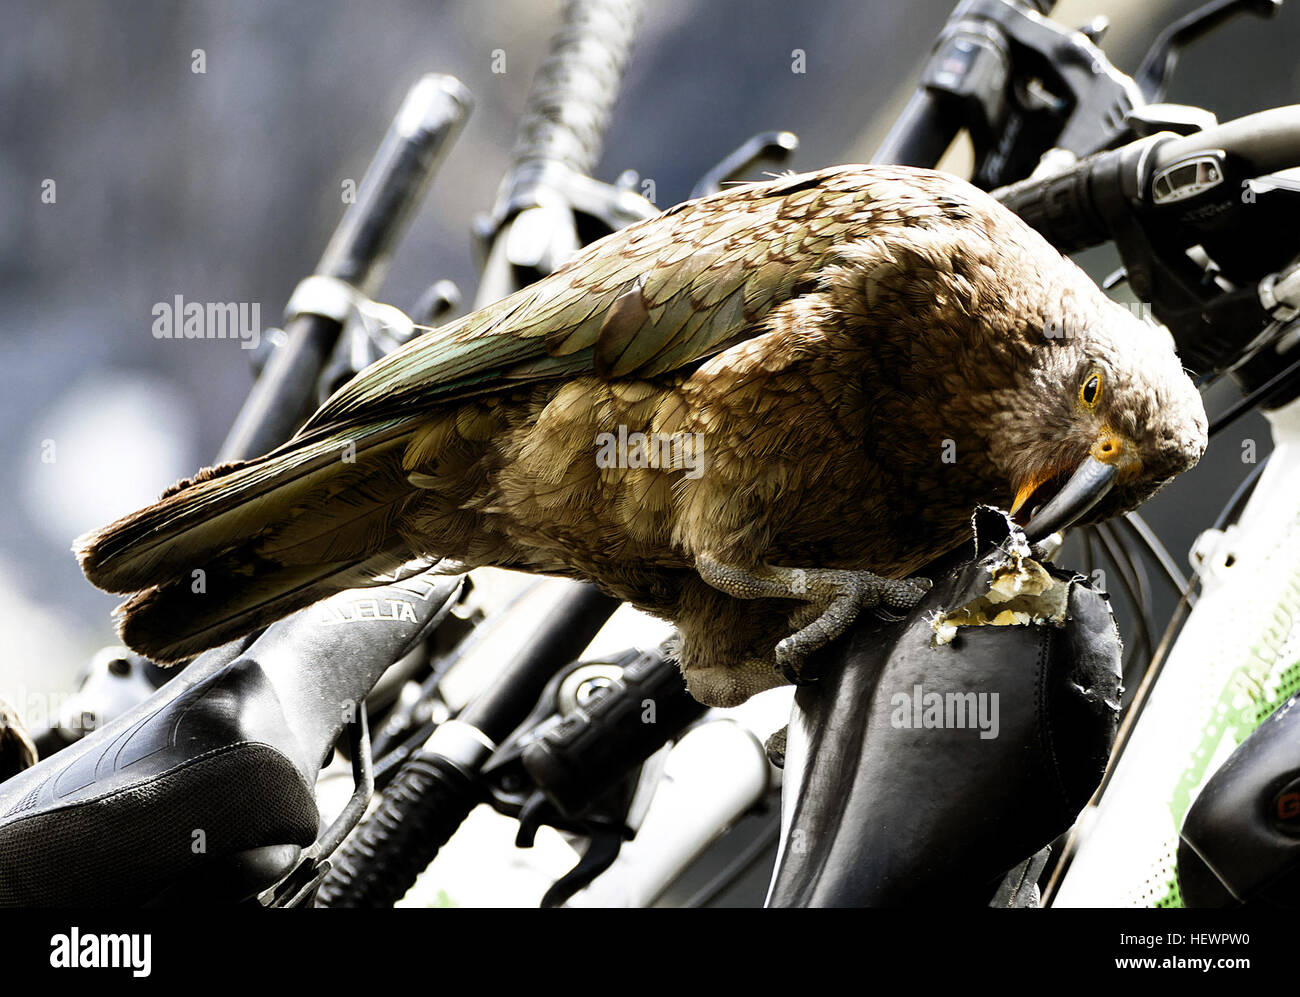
left=0, top=569, right=461, bottom=907
left=1178, top=692, right=1300, bottom=907
left=767, top=508, right=1122, bottom=907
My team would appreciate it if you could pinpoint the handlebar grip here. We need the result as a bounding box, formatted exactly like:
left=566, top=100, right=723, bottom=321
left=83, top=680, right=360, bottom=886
left=509, top=0, right=642, bottom=177
left=315, top=749, right=478, bottom=907
left=319, top=74, right=473, bottom=295
left=994, top=159, right=1112, bottom=254
left=1000, top=107, right=1300, bottom=255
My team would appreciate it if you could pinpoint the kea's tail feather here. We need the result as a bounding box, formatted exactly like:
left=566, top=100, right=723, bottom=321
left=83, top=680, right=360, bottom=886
left=74, top=418, right=424, bottom=663
left=113, top=547, right=419, bottom=664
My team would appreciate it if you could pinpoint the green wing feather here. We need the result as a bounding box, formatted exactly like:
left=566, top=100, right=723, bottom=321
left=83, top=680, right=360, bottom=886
left=299, top=165, right=885, bottom=439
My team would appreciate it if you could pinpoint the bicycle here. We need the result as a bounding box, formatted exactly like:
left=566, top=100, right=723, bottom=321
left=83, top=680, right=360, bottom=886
left=3, top=0, right=1299, bottom=910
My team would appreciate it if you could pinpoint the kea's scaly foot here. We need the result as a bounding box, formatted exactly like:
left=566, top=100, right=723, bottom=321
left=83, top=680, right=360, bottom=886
left=696, top=557, right=932, bottom=683
left=764, top=725, right=787, bottom=768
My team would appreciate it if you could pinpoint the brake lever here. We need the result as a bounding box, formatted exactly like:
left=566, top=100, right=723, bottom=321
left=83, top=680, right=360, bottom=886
left=311, top=288, right=420, bottom=402
left=472, top=158, right=658, bottom=300
left=1135, top=0, right=1282, bottom=104
left=909, top=0, right=1143, bottom=188
left=689, top=130, right=799, bottom=200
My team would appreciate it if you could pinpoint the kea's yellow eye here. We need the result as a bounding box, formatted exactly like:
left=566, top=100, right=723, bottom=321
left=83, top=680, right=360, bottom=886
left=1080, top=370, right=1103, bottom=409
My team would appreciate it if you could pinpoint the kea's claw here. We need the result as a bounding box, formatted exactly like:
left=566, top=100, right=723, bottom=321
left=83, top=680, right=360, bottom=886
left=774, top=572, right=930, bottom=683
left=696, top=556, right=932, bottom=685
left=765, top=725, right=788, bottom=768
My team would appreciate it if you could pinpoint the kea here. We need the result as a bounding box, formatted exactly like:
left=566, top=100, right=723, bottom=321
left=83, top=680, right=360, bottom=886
left=75, top=165, right=1207, bottom=707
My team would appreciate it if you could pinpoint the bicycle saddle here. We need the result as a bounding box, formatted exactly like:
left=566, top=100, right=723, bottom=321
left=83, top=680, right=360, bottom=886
left=767, top=508, right=1122, bottom=907
left=1178, top=692, right=1300, bottom=907
left=0, top=570, right=461, bottom=907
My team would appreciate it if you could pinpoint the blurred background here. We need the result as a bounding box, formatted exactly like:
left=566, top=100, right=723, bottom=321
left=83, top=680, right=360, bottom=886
left=2, top=0, right=1296, bottom=810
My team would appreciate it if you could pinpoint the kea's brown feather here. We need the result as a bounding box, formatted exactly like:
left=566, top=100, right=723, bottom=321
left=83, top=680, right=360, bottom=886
left=75, top=165, right=1206, bottom=704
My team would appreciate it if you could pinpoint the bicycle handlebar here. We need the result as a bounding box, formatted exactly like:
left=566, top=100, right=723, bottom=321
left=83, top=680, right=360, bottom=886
left=995, top=106, right=1300, bottom=254
left=321, top=75, right=473, bottom=295
left=872, top=0, right=1059, bottom=170
left=1152, top=103, right=1300, bottom=175
left=992, top=144, right=1140, bottom=254
left=508, top=0, right=641, bottom=179
left=218, top=75, right=471, bottom=463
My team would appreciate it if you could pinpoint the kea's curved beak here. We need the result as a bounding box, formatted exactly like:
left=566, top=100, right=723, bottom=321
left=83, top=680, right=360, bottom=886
left=1014, top=429, right=1141, bottom=544
left=1021, top=456, right=1118, bottom=544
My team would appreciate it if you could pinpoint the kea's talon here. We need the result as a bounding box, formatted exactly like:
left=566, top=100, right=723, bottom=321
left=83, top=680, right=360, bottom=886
left=879, top=575, right=932, bottom=609
left=764, top=725, right=788, bottom=768
left=697, top=556, right=931, bottom=685
left=776, top=639, right=820, bottom=684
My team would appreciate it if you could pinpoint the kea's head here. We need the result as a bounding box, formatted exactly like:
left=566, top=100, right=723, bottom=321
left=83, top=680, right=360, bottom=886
left=1000, top=297, right=1208, bottom=539
left=832, top=170, right=1208, bottom=539
left=931, top=192, right=1212, bottom=538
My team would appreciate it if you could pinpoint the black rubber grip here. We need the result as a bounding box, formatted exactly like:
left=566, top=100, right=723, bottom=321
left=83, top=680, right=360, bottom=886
left=1001, top=107, right=1300, bottom=254
left=995, top=157, right=1112, bottom=254
left=315, top=751, right=478, bottom=907
left=509, top=0, right=641, bottom=177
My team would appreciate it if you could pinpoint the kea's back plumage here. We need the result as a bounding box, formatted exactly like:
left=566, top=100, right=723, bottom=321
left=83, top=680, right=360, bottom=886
left=76, top=165, right=1121, bottom=703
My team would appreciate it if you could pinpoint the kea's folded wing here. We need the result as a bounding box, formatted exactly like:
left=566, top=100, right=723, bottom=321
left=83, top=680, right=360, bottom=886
left=298, top=166, right=881, bottom=440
